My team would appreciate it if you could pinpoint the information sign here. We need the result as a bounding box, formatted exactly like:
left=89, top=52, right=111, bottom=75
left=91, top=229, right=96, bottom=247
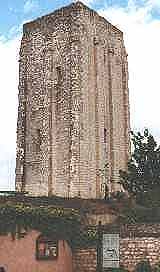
left=102, top=234, right=119, bottom=268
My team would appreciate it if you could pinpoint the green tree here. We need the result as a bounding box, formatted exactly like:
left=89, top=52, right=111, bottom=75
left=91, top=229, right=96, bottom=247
left=119, top=129, right=160, bottom=198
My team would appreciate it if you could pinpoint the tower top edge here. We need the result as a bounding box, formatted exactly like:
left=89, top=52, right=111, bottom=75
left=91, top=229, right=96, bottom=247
left=23, top=1, right=123, bottom=36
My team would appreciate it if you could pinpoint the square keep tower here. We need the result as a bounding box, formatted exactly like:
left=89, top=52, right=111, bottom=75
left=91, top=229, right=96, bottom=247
left=15, top=2, right=130, bottom=198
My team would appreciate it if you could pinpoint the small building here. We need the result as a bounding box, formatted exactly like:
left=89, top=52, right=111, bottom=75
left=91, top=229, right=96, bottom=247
left=0, top=232, right=72, bottom=272
left=0, top=195, right=117, bottom=272
left=0, top=195, right=160, bottom=272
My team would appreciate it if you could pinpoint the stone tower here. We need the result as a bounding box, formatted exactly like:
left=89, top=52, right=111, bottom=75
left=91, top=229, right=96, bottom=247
left=15, top=1, right=130, bottom=198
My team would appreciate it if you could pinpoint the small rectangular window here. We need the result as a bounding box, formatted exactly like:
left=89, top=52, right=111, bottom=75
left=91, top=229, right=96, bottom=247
left=36, top=236, right=58, bottom=260
left=104, top=128, right=107, bottom=143
left=56, top=66, right=62, bottom=85
left=35, top=129, right=41, bottom=152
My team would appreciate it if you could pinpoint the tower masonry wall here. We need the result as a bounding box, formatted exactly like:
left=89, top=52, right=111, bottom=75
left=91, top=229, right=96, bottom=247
left=15, top=2, right=130, bottom=198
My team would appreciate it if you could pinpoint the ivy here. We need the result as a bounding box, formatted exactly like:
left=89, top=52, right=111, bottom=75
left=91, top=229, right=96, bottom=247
left=0, top=199, right=101, bottom=248
left=0, top=201, right=81, bottom=241
left=3, top=196, right=160, bottom=248
left=118, top=204, right=160, bottom=224
left=72, top=227, right=98, bottom=248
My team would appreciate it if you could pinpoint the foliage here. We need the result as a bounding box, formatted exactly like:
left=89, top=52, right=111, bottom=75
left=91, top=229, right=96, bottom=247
left=135, top=259, right=152, bottom=272
left=120, top=205, right=160, bottom=223
left=109, top=267, right=129, bottom=272
left=0, top=201, right=81, bottom=242
left=154, top=262, right=160, bottom=272
left=119, top=129, right=160, bottom=201
left=136, top=185, right=160, bottom=208
left=74, top=227, right=98, bottom=248
left=109, top=191, right=128, bottom=202
left=0, top=200, right=101, bottom=248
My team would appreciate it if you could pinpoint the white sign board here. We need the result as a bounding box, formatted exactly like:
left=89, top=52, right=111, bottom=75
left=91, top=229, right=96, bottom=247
left=102, top=234, right=119, bottom=268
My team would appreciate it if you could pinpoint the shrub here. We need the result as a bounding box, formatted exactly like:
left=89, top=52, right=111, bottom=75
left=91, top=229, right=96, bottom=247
left=153, top=262, right=160, bottom=272
left=135, top=259, right=152, bottom=272
left=107, top=266, right=128, bottom=272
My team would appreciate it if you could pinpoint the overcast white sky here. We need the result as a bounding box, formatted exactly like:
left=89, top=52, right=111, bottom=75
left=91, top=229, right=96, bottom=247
left=0, top=0, right=160, bottom=190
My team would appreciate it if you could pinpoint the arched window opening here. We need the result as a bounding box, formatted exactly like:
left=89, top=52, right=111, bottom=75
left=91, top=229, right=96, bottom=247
left=104, top=128, right=107, bottom=143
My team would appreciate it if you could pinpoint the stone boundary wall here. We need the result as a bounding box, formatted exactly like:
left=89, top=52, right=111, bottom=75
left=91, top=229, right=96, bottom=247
left=73, top=224, right=160, bottom=272
left=121, top=237, right=160, bottom=271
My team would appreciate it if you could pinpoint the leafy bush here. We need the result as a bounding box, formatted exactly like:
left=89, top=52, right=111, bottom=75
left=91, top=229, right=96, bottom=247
left=0, top=202, right=81, bottom=242
left=119, top=129, right=160, bottom=201
left=111, top=266, right=127, bottom=272
left=107, top=267, right=128, bottom=272
left=153, top=262, right=160, bottom=272
left=135, top=259, right=152, bottom=272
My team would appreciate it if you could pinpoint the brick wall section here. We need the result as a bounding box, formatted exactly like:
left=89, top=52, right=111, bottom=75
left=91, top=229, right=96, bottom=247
left=15, top=1, right=130, bottom=198
left=73, top=248, right=97, bottom=272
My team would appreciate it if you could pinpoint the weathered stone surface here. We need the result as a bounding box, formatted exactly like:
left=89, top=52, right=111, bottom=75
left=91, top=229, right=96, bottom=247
left=15, top=1, right=130, bottom=198
left=73, top=224, right=160, bottom=272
